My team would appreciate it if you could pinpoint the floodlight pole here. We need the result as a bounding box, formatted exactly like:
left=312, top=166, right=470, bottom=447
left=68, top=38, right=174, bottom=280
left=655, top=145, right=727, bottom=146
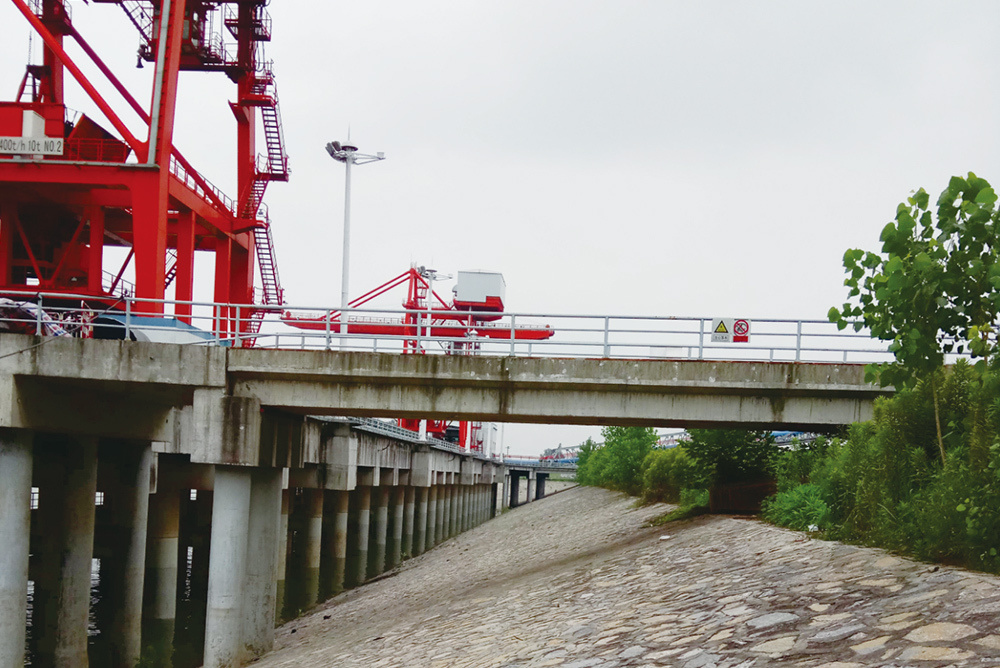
left=325, top=141, right=385, bottom=348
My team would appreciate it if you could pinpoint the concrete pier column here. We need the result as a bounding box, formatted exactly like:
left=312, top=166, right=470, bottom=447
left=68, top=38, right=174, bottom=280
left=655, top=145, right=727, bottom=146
left=502, top=473, right=510, bottom=511
left=203, top=465, right=253, bottom=668
left=479, top=485, right=487, bottom=523
left=0, top=429, right=32, bottom=668
left=390, top=487, right=404, bottom=568
left=321, top=490, right=349, bottom=598
left=301, top=489, right=324, bottom=609
left=371, top=486, right=390, bottom=577
left=347, top=486, right=371, bottom=586
left=98, top=442, right=153, bottom=668
left=275, top=489, right=290, bottom=623
left=441, top=486, right=452, bottom=541
left=471, top=486, right=479, bottom=525
left=449, top=485, right=459, bottom=537
left=402, top=486, right=415, bottom=560
left=526, top=475, right=536, bottom=505
left=32, top=436, right=98, bottom=668
left=452, top=485, right=461, bottom=535
left=426, top=486, right=438, bottom=548
left=465, top=486, right=474, bottom=530
left=413, top=487, right=428, bottom=556
left=242, top=468, right=282, bottom=661
left=143, top=463, right=180, bottom=667
left=436, top=485, right=446, bottom=543
left=456, top=486, right=466, bottom=533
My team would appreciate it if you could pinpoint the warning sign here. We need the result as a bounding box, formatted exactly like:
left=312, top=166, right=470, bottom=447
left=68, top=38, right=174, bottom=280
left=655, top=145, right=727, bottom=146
left=711, top=318, right=751, bottom=344
left=733, top=319, right=750, bottom=343
left=711, top=318, right=732, bottom=343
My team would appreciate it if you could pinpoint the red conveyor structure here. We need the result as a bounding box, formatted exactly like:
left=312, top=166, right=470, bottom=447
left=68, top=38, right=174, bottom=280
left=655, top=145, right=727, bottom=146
left=282, top=266, right=554, bottom=451
left=281, top=266, right=554, bottom=347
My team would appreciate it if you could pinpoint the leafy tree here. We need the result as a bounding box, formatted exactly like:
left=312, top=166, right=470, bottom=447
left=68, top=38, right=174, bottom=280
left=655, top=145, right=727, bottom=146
left=641, top=446, right=698, bottom=503
left=575, top=437, right=598, bottom=485
left=575, top=427, right=657, bottom=495
left=829, top=173, right=1000, bottom=463
left=598, top=426, right=658, bottom=495
left=684, top=429, right=775, bottom=485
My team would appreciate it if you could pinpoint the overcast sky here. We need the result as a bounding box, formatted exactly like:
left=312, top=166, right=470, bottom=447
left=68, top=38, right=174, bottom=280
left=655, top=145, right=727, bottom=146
left=3, top=1, right=999, bottom=454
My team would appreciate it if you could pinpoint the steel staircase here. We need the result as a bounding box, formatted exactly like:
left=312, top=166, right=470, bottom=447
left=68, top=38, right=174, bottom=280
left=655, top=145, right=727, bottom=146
left=242, top=214, right=283, bottom=346
left=239, top=64, right=289, bottom=219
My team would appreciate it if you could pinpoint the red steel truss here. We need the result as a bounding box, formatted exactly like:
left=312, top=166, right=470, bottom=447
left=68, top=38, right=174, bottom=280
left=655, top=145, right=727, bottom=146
left=0, top=0, right=286, bottom=339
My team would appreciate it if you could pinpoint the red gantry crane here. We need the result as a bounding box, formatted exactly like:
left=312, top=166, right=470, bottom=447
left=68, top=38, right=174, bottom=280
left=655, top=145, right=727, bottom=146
left=0, top=0, right=286, bottom=341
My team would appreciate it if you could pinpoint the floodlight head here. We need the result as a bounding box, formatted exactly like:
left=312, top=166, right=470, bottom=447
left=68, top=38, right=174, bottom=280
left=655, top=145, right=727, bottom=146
left=376, top=152, right=385, bottom=159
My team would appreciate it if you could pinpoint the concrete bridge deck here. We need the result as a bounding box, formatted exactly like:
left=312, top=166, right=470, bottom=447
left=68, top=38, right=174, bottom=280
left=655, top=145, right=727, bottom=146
left=0, top=334, right=890, bottom=667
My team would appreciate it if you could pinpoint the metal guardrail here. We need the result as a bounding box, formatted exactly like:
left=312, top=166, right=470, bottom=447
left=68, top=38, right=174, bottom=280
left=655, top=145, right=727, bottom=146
left=502, top=459, right=578, bottom=469
left=0, top=291, right=920, bottom=365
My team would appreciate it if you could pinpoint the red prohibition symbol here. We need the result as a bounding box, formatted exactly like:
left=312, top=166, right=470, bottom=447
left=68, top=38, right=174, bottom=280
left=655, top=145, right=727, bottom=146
left=734, top=319, right=749, bottom=336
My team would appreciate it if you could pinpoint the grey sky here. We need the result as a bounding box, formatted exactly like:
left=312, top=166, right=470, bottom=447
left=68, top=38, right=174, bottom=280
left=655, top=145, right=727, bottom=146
left=2, top=1, right=998, bottom=454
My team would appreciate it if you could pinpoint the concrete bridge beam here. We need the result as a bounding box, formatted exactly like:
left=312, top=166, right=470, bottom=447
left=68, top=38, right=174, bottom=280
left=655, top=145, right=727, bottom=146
left=0, top=429, right=32, bottom=668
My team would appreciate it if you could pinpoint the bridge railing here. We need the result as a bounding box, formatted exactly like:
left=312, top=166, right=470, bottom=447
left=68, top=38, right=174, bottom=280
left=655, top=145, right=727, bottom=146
left=0, top=291, right=940, bottom=364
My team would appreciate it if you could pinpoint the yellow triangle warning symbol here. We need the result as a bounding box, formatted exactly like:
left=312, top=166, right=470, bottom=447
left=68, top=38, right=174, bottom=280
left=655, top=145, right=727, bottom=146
left=714, top=321, right=728, bottom=334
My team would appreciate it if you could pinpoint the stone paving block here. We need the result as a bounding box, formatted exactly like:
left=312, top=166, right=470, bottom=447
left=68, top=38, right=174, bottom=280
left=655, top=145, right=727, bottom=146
left=252, top=487, right=1000, bottom=668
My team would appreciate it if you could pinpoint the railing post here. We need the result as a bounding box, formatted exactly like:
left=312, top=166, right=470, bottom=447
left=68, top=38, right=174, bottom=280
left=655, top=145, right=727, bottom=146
left=35, top=294, right=43, bottom=336
left=125, top=296, right=132, bottom=340
left=603, top=316, right=611, bottom=358
left=796, top=320, right=803, bottom=362
left=235, top=305, right=241, bottom=347
left=325, top=310, right=331, bottom=350
left=509, top=314, right=516, bottom=356
left=698, top=318, right=705, bottom=359
left=416, top=311, right=423, bottom=352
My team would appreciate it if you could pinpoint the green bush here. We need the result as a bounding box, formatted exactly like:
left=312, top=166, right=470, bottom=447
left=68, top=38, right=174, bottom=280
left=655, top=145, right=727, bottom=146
left=576, top=427, right=657, bottom=496
left=679, top=487, right=709, bottom=508
left=762, top=363, right=1000, bottom=574
left=762, top=483, right=832, bottom=531
left=685, top=429, right=777, bottom=484
left=641, top=447, right=695, bottom=503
